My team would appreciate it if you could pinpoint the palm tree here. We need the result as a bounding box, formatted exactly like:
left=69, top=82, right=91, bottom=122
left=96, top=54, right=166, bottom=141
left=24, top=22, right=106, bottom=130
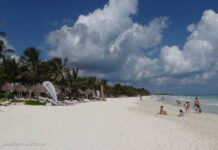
left=72, top=68, right=79, bottom=81
left=2, top=57, right=20, bottom=84
left=20, top=47, right=41, bottom=84
left=0, top=66, right=4, bottom=83
left=49, top=57, right=69, bottom=84
left=38, top=61, right=54, bottom=82
left=66, top=67, right=80, bottom=99
left=0, top=18, right=7, bottom=38
left=0, top=19, right=15, bottom=61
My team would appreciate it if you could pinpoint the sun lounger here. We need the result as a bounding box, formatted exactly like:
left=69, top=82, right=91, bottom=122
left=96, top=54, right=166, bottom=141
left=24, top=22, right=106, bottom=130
left=72, top=100, right=79, bottom=104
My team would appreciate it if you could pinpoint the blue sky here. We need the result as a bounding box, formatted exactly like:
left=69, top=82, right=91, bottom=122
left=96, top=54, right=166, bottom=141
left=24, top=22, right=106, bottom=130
left=1, top=0, right=218, bottom=56
left=1, top=0, right=218, bottom=94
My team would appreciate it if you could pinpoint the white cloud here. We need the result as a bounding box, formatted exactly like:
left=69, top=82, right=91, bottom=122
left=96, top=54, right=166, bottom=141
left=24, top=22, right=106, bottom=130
left=47, top=0, right=167, bottom=79
left=160, top=9, right=218, bottom=77
left=47, top=0, right=218, bottom=94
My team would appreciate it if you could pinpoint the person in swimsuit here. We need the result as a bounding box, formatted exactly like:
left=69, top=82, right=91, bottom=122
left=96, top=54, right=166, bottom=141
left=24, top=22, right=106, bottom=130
left=194, top=97, right=200, bottom=113
left=178, top=109, right=184, bottom=117
left=187, top=101, right=190, bottom=113
left=176, top=100, right=179, bottom=105
left=184, top=101, right=190, bottom=113
left=160, top=106, right=167, bottom=115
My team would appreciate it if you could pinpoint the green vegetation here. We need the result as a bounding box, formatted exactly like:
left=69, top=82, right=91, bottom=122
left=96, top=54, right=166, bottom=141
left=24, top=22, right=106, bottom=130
left=25, top=100, right=45, bottom=105
left=0, top=19, right=150, bottom=98
left=0, top=93, right=14, bottom=99
left=0, top=98, right=6, bottom=102
left=104, top=83, right=150, bottom=97
left=10, top=99, right=24, bottom=103
left=0, top=93, right=5, bottom=98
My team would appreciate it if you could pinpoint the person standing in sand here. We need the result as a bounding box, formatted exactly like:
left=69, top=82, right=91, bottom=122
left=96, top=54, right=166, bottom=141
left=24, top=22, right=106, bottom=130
left=139, top=95, right=142, bottom=101
left=184, top=101, right=190, bottom=113
left=194, top=97, right=201, bottom=113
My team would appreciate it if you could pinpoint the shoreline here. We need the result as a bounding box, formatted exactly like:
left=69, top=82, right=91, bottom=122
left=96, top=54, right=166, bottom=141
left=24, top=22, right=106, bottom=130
left=137, top=96, right=218, bottom=141
left=152, top=95, right=218, bottom=115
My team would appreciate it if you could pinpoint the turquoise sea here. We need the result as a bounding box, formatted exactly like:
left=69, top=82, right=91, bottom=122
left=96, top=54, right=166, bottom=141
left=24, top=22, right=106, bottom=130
left=157, top=95, right=218, bottom=114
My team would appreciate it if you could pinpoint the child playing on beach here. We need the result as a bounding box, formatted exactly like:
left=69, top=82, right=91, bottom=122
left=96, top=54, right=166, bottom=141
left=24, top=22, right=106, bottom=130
left=159, top=106, right=167, bottom=115
left=178, top=109, right=184, bottom=117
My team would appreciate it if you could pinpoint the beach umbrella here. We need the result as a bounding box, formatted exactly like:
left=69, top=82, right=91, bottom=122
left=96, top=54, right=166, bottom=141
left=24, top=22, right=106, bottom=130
left=27, top=86, right=34, bottom=93
left=64, top=87, right=71, bottom=93
left=14, top=84, right=27, bottom=97
left=55, top=85, right=61, bottom=94
left=1, top=82, right=14, bottom=92
left=1, top=83, right=14, bottom=99
left=33, top=83, right=47, bottom=94
left=26, top=85, right=35, bottom=99
left=60, top=87, right=71, bottom=99
left=84, top=88, right=92, bottom=95
left=14, top=84, right=27, bottom=92
left=77, top=89, right=84, bottom=95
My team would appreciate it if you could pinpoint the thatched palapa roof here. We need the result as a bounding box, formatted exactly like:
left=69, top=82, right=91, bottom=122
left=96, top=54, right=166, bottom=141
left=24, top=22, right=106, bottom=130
left=55, top=85, right=61, bottom=94
left=33, top=83, right=47, bottom=94
left=64, top=87, right=71, bottom=93
left=84, top=88, right=92, bottom=95
left=1, top=83, right=14, bottom=92
left=27, top=85, right=35, bottom=93
left=14, top=84, right=27, bottom=92
left=77, top=89, right=84, bottom=94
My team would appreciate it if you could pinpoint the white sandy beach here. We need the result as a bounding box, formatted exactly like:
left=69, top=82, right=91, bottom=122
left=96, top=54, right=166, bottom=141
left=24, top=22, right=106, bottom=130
left=0, top=97, right=218, bottom=150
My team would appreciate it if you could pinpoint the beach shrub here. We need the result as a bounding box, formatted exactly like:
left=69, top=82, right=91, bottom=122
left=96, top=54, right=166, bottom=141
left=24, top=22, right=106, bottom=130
left=0, top=93, right=15, bottom=99
left=10, top=99, right=24, bottom=103
left=0, top=93, right=5, bottom=98
left=0, top=98, right=6, bottom=102
left=7, top=94, right=14, bottom=99
left=25, top=100, right=45, bottom=105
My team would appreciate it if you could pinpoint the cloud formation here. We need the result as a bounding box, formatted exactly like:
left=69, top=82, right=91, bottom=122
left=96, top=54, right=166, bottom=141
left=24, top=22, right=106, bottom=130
left=47, top=0, right=167, bottom=78
left=159, top=10, right=218, bottom=83
left=47, top=0, right=218, bottom=94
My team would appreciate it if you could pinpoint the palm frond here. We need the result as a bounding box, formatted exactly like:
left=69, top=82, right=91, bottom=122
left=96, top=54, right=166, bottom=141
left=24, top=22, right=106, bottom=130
left=3, top=48, right=15, bottom=53
left=0, top=40, right=6, bottom=49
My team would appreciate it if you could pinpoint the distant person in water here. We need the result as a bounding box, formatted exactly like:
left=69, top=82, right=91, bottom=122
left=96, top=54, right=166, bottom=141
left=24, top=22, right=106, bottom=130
left=176, top=100, right=181, bottom=105
left=159, top=106, right=167, bottom=115
left=178, top=109, right=184, bottom=117
left=194, top=97, right=201, bottom=113
left=184, top=101, right=190, bottom=113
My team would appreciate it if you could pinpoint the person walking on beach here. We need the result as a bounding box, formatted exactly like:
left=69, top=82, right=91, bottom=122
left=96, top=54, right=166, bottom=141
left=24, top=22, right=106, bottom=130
left=194, top=97, right=201, bottom=113
left=139, top=95, right=142, bottom=101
